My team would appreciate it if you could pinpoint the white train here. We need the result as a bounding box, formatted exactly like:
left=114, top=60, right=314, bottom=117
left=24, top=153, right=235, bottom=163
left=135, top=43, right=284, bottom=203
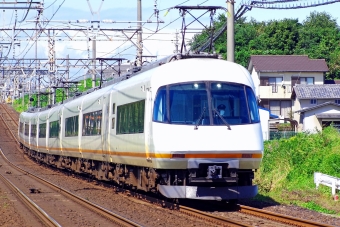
left=18, top=54, right=263, bottom=201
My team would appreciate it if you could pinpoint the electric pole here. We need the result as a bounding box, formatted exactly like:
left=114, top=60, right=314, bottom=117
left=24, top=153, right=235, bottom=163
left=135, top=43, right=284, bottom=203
left=137, top=0, right=143, bottom=66
left=227, top=0, right=235, bottom=62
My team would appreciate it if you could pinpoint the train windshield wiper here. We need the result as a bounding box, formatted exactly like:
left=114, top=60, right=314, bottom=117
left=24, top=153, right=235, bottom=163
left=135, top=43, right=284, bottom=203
left=194, top=107, right=206, bottom=130
left=213, top=108, right=231, bottom=130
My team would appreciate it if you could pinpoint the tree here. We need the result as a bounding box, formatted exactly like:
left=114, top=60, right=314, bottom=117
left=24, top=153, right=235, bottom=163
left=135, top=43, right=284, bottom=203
left=295, top=12, right=340, bottom=79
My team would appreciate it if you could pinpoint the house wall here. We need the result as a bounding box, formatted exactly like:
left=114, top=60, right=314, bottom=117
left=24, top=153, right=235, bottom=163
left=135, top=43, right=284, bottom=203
left=258, top=72, right=324, bottom=99
left=303, top=105, right=340, bottom=132
left=293, top=99, right=337, bottom=131
left=250, top=68, right=260, bottom=97
left=298, top=99, right=335, bottom=110
left=292, top=97, right=302, bottom=131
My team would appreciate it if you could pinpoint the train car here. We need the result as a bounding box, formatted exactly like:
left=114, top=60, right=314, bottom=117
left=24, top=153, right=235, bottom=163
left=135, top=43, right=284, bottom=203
left=18, top=54, right=263, bottom=201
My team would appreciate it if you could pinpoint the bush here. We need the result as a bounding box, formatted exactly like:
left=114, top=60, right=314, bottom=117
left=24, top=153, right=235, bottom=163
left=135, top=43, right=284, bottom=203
left=255, top=126, right=340, bottom=192
left=277, top=123, right=293, bottom=131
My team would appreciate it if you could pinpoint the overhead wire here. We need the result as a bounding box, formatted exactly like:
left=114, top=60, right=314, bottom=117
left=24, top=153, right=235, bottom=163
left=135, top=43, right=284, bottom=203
left=109, top=0, right=209, bottom=59
left=45, top=0, right=58, bottom=10
left=18, top=0, right=33, bottom=23
left=16, top=0, right=66, bottom=59
left=98, top=0, right=194, bottom=58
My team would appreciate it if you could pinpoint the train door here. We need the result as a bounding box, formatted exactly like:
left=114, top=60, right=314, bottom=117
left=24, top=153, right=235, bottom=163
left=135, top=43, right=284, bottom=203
left=144, top=85, right=153, bottom=162
left=108, top=90, right=116, bottom=163
left=102, top=94, right=110, bottom=161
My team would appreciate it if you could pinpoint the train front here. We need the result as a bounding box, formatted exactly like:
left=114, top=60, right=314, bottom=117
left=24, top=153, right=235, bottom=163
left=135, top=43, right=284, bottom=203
left=149, top=58, right=263, bottom=200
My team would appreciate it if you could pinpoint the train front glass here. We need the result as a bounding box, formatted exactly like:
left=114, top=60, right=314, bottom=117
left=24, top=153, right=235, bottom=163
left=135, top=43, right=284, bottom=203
left=153, top=82, right=260, bottom=125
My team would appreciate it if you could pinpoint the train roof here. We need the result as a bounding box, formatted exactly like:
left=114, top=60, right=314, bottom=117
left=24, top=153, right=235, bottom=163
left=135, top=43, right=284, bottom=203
left=24, top=53, right=237, bottom=114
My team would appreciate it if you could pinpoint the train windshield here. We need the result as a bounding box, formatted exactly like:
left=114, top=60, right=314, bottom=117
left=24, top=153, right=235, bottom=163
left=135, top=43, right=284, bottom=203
left=153, top=82, right=260, bottom=125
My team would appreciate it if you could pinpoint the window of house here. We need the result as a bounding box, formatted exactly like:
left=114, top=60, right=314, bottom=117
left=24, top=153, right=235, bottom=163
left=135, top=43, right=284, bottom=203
left=310, top=99, right=317, bottom=104
left=269, top=100, right=292, bottom=118
left=268, top=77, right=283, bottom=93
left=291, top=77, right=314, bottom=88
left=335, top=100, right=340, bottom=104
left=269, top=101, right=280, bottom=116
left=300, top=77, right=314, bottom=85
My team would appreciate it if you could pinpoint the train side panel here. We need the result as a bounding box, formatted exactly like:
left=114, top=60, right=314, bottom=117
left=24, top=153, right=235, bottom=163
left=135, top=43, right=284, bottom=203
left=107, top=74, right=150, bottom=167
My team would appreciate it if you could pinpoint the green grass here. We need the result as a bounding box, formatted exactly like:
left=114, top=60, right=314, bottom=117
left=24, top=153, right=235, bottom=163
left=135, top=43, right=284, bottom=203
left=254, top=126, right=340, bottom=215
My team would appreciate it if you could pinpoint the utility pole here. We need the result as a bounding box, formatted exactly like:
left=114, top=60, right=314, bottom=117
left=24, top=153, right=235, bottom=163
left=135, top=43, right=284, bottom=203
left=173, top=30, right=179, bottom=54
left=48, top=30, right=56, bottom=105
left=137, top=0, right=143, bottom=66
left=66, top=54, right=69, bottom=100
left=227, top=0, right=235, bottom=62
left=36, top=17, right=39, bottom=107
left=92, top=37, right=96, bottom=88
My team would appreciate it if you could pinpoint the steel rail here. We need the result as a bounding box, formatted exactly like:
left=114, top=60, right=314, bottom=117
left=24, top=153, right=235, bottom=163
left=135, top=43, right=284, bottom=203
left=239, top=205, right=334, bottom=227
left=0, top=151, right=61, bottom=227
left=1, top=150, right=142, bottom=227
left=179, top=205, right=252, bottom=227
left=0, top=131, right=141, bottom=227
left=0, top=104, right=141, bottom=227
left=0, top=104, right=19, bottom=142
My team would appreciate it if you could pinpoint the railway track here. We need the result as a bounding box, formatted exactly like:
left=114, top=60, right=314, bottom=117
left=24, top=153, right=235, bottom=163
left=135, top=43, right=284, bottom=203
left=238, top=205, right=334, bottom=227
left=0, top=103, right=337, bottom=227
left=0, top=165, right=61, bottom=227
left=0, top=104, right=142, bottom=227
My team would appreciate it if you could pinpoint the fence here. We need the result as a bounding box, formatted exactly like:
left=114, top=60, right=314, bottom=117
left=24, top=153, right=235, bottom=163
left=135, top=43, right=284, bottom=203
left=314, top=172, right=340, bottom=196
left=269, top=131, right=297, bottom=140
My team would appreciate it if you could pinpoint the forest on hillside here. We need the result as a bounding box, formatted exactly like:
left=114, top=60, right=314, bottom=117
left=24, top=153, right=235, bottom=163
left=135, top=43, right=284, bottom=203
left=190, top=12, right=340, bottom=79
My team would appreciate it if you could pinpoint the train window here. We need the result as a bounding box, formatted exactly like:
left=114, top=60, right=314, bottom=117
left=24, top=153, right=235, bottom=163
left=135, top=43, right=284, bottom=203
left=112, top=103, right=116, bottom=114
left=117, top=100, right=145, bottom=134
left=31, top=124, right=37, bottom=138
left=49, top=121, right=59, bottom=138
left=153, top=82, right=259, bottom=126
left=246, top=87, right=260, bottom=123
left=82, top=110, right=102, bottom=136
left=65, top=116, right=79, bottom=137
left=112, top=117, right=115, bottom=129
left=24, top=123, right=29, bottom=136
left=19, top=122, right=24, bottom=134
left=170, top=83, right=207, bottom=124
left=39, top=123, right=47, bottom=138
left=153, top=86, right=167, bottom=122
left=211, top=83, right=249, bottom=124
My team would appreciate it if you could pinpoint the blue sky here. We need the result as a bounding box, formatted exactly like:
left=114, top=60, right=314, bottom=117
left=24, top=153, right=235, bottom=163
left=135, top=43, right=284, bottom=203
left=44, top=0, right=339, bottom=24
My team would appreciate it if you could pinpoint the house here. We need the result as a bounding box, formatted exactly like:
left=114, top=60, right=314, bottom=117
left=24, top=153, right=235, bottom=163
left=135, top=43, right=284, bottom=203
left=292, top=84, right=340, bottom=132
left=248, top=55, right=329, bottom=119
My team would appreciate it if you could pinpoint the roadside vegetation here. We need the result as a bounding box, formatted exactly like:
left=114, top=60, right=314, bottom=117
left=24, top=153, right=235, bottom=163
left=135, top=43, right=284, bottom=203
left=255, top=126, right=340, bottom=215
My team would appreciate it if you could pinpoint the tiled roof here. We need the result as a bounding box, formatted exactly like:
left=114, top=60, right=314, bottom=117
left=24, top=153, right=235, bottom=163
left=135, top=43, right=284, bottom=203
left=249, top=55, right=328, bottom=72
left=293, top=84, right=340, bottom=99
left=295, top=102, right=340, bottom=113
left=315, top=113, right=340, bottom=118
